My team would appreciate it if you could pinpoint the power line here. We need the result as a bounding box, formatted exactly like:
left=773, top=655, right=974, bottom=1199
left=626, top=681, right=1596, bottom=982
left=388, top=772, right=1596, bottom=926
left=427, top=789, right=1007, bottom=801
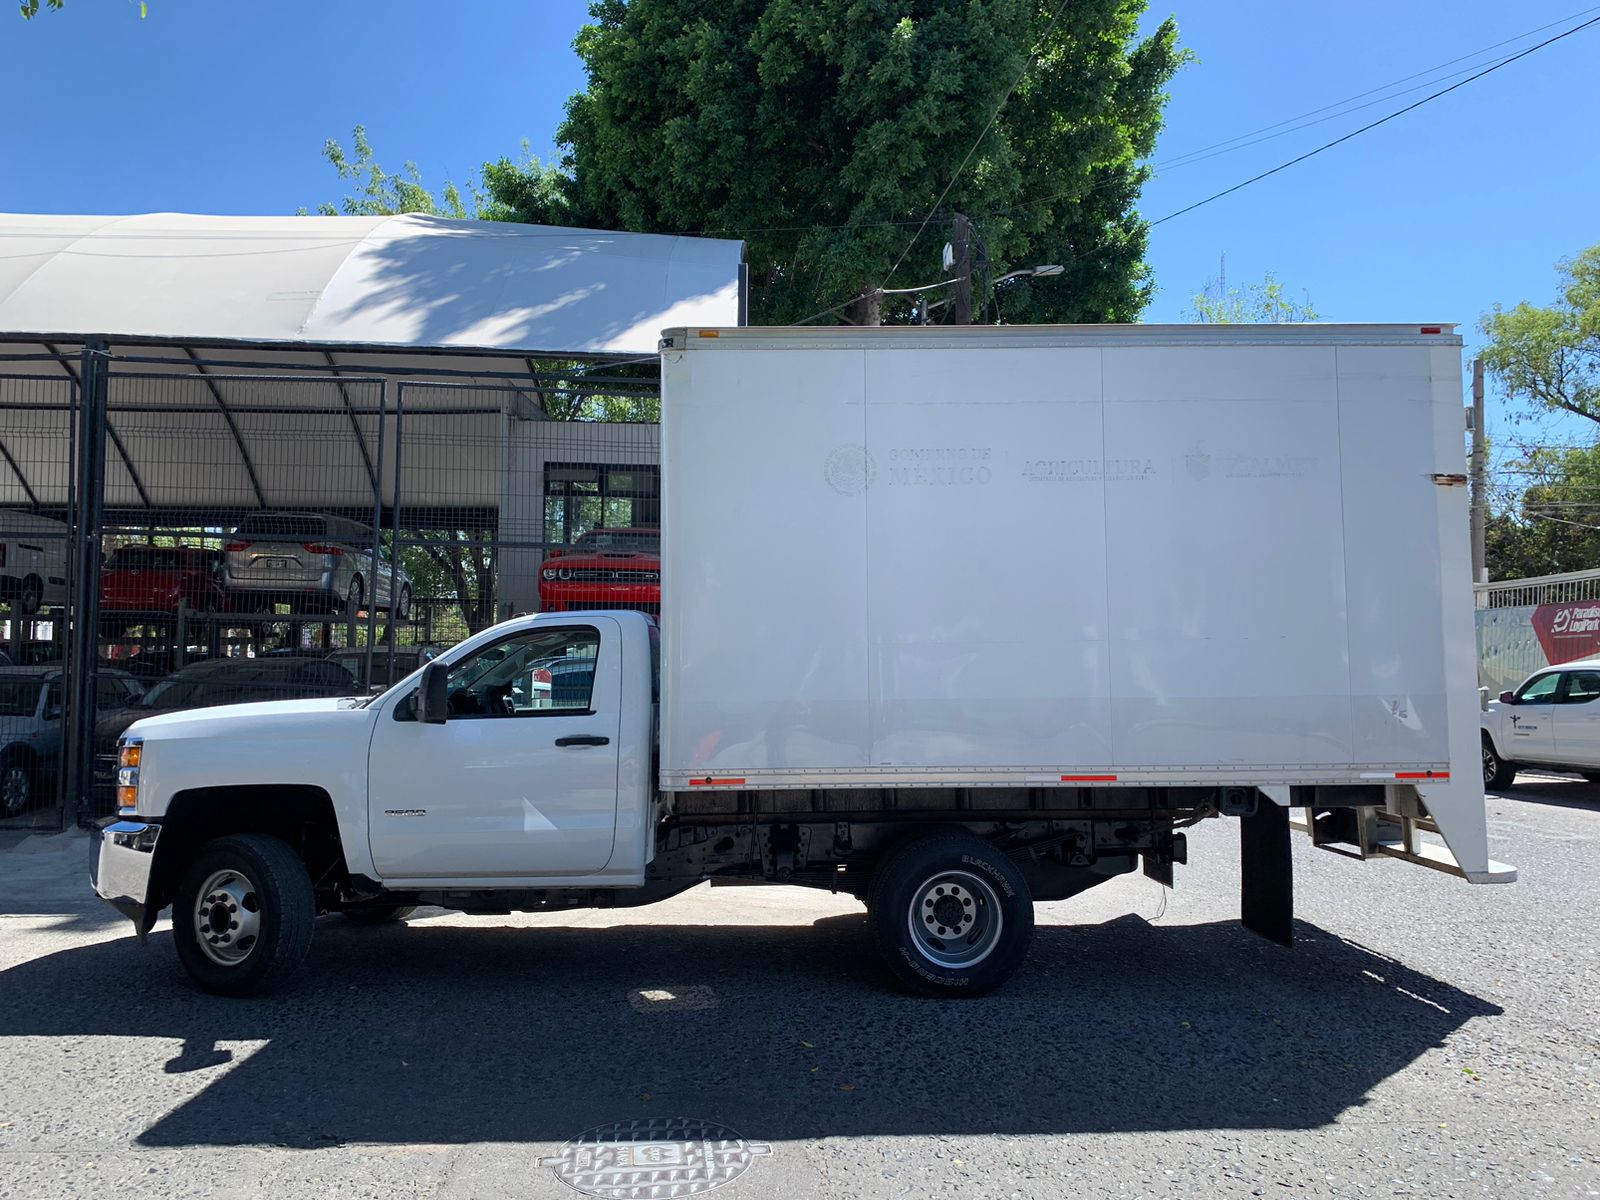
left=1154, top=5, right=1600, bottom=172
left=1149, top=14, right=1600, bottom=227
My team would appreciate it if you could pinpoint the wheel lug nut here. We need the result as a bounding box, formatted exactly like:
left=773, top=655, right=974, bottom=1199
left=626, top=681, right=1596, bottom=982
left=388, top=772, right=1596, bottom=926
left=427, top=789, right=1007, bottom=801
left=230, top=921, right=239, bottom=930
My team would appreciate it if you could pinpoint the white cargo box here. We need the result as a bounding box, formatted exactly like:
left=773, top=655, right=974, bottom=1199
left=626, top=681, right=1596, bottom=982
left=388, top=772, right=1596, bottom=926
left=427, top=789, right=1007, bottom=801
left=658, top=326, right=1477, bottom=826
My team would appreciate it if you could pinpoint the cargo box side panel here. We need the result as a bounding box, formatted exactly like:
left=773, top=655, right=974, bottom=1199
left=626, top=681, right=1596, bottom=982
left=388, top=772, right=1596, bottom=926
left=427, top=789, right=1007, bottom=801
left=1100, top=345, right=1355, bottom=768
left=1335, top=346, right=1449, bottom=767
left=860, top=347, right=1111, bottom=769
left=661, top=347, right=873, bottom=779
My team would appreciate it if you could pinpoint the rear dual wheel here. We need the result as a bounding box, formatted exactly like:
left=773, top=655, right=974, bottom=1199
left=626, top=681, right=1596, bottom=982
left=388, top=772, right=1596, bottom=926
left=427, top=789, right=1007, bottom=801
left=867, top=830, right=1034, bottom=997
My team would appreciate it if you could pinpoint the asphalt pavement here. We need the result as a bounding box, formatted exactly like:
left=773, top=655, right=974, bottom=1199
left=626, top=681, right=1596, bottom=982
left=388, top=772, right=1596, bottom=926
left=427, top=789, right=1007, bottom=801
left=0, top=777, right=1596, bottom=1199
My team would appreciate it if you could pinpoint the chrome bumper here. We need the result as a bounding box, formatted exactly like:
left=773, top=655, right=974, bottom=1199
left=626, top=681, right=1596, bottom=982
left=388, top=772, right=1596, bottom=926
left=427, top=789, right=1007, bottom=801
left=89, top=818, right=161, bottom=937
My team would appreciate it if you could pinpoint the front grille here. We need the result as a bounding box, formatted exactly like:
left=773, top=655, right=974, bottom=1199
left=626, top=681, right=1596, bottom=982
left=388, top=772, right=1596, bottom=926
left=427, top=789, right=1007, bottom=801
left=562, top=569, right=658, bottom=584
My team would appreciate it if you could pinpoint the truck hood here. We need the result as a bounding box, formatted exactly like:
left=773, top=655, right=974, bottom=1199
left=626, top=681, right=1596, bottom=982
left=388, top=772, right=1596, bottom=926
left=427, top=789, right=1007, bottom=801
left=127, top=696, right=366, bottom=737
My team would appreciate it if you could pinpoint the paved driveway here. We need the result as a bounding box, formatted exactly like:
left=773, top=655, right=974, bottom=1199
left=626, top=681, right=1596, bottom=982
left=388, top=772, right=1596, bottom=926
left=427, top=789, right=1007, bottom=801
left=0, top=778, right=1595, bottom=1198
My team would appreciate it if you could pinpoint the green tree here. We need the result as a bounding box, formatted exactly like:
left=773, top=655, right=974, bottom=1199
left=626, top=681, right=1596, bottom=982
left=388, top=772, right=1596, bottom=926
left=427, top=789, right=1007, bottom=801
left=307, top=127, right=565, bottom=224
left=1189, top=271, right=1320, bottom=323
left=1480, top=244, right=1600, bottom=427
left=553, top=0, right=1184, bottom=325
left=1485, top=443, right=1600, bottom=579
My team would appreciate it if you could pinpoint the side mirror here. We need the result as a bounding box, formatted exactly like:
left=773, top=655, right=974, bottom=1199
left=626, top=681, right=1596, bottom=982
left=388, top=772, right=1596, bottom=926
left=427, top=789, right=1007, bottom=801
left=415, top=661, right=449, bottom=725
left=1498, top=690, right=1516, bottom=705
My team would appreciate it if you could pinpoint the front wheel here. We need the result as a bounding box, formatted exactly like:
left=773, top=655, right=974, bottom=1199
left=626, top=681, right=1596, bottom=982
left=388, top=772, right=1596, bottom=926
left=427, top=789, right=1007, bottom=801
left=1483, top=735, right=1517, bottom=791
left=172, top=834, right=315, bottom=996
left=867, top=829, right=1034, bottom=997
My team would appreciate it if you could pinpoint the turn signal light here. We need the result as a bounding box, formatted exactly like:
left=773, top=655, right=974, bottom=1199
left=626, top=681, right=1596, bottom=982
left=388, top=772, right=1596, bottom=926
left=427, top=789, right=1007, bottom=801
left=119, top=743, right=141, bottom=769
left=117, top=786, right=138, bottom=813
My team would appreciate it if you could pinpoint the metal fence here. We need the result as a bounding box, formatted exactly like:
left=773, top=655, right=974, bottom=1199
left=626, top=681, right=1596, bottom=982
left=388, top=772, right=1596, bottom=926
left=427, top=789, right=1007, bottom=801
left=0, top=344, right=661, bottom=834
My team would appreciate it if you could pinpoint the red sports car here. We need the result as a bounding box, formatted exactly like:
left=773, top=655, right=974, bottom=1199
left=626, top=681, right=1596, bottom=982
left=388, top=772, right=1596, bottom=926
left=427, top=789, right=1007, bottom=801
left=101, top=546, right=228, bottom=614
left=538, top=528, right=660, bottom=614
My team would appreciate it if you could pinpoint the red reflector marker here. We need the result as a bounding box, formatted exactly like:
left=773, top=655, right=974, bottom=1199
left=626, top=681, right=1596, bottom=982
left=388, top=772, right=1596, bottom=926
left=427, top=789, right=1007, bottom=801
left=1419, top=326, right=1443, bottom=335
left=690, top=777, right=746, bottom=786
left=1396, top=771, right=1449, bottom=780
left=1061, top=774, right=1118, bottom=782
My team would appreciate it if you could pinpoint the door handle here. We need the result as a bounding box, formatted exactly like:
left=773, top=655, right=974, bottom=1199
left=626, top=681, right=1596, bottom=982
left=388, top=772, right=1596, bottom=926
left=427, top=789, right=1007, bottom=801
left=554, top=734, right=610, bottom=747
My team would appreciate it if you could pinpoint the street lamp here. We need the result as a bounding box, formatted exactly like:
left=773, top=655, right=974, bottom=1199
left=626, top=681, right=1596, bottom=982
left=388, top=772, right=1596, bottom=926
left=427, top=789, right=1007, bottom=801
left=993, top=264, right=1064, bottom=285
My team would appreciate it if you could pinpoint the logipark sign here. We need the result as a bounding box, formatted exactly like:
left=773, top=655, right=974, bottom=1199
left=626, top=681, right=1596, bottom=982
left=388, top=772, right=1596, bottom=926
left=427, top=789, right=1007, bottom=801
left=1531, top=602, right=1600, bottom=665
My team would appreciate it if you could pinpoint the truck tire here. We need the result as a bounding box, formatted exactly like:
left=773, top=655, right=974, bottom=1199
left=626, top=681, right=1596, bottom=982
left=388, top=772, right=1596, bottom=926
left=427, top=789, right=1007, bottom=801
left=172, top=834, right=315, bottom=997
left=1482, top=734, right=1517, bottom=791
left=867, top=829, right=1034, bottom=997
left=17, top=575, right=42, bottom=615
left=339, top=904, right=416, bottom=925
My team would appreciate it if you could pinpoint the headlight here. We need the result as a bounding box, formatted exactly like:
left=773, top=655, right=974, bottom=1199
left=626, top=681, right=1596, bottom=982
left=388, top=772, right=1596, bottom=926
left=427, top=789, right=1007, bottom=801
left=117, top=738, right=142, bottom=814
left=557, top=568, right=572, bottom=581
left=541, top=568, right=558, bottom=581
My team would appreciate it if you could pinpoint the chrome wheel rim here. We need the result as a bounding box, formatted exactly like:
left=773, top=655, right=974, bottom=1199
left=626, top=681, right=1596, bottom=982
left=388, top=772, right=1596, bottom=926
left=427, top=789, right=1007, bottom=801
left=193, top=868, right=262, bottom=966
left=0, top=767, right=27, bottom=815
left=1482, top=743, right=1497, bottom=786
left=907, top=869, right=1003, bottom=969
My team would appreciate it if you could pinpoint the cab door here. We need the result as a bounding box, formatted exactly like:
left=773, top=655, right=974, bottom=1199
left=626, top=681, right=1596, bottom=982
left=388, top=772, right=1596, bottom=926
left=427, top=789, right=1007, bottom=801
left=366, top=618, right=621, bottom=881
left=1505, top=669, right=1561, bottom=762
left=1553, top=668, right=1600, bottom=768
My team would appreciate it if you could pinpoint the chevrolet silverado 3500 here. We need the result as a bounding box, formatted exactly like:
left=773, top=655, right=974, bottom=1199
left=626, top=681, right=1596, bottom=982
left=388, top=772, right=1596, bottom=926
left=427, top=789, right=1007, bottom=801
left=92, top=324, right=1513, bottom=997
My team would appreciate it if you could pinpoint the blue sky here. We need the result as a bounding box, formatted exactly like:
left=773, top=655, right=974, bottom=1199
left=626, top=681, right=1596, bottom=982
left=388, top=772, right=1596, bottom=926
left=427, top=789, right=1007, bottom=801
left=1, top=0, right=1596, bottom=449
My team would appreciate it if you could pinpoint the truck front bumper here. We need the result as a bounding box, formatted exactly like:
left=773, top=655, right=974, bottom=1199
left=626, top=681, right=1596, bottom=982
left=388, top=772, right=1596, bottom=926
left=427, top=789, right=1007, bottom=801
left=89, top=817, right=160, bottom=937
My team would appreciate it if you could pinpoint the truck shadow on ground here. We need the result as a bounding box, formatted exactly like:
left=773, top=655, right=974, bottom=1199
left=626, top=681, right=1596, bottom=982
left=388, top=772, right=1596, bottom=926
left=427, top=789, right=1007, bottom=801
left=1493, top=776, right=1600, bottom=811
left=0, top=912, right=1498, bottom=1145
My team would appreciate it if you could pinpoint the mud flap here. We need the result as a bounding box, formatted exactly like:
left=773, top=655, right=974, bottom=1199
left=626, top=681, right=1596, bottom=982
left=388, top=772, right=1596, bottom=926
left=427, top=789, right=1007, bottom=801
left=1240, top=802, right=1293, bottom=946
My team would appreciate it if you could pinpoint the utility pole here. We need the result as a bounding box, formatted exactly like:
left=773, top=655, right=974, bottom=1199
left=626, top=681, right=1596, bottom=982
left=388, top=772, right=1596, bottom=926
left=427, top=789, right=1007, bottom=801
left=951, top=213, right=972, bottom=325
left=1470, top=357, right=1487, bottom=584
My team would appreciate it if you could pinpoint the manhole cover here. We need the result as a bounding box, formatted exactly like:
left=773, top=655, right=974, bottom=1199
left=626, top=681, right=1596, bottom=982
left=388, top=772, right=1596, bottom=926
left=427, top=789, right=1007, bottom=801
left=541, top=1117, right=772, bottom=1198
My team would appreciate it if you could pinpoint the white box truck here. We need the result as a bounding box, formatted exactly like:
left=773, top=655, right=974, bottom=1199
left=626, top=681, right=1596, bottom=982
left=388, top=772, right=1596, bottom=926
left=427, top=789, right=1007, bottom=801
left=91, top=324, right=1512, bottom=998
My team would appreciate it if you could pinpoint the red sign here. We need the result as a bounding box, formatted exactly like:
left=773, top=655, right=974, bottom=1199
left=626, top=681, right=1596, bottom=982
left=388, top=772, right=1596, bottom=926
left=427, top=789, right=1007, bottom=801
left=1531, top=601, right=1600, bottom=665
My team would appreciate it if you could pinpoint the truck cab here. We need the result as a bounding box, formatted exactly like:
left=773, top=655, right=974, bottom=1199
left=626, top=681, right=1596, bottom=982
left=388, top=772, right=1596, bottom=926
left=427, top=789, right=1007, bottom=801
left=1481, top=659, right=1600, bottom=789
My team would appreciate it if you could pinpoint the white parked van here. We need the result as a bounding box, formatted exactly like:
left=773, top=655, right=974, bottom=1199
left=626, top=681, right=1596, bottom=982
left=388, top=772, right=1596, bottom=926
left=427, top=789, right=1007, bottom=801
left=0, top=510, right=68, bottom=614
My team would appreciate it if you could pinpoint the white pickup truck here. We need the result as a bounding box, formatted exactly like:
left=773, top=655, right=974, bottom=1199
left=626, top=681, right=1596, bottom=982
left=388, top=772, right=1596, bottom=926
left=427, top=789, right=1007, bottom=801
left=92, top=324, right=1513, bottom=998
left=1480, top=658, right=1600, bottom=789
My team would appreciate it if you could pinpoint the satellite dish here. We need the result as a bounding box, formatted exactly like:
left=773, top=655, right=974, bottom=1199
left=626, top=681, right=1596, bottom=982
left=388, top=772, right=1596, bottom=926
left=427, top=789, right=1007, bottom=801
left=942, top=242, right=955, bottom=273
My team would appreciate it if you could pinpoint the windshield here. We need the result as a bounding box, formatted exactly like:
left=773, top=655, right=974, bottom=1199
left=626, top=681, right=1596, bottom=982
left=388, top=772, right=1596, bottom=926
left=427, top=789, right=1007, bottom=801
left=575, top=530, right=659, bottom=553
left=0, top=679, right=39, bottom=716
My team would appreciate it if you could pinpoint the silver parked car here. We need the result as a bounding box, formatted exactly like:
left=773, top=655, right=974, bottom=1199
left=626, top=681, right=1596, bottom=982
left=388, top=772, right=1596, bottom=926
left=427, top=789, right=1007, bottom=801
left=222, top=513, right=412, bottom=617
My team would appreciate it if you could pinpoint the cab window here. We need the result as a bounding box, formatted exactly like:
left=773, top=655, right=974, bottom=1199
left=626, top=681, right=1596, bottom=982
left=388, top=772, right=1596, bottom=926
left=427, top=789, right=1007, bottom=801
left=443, top=626, right=599, bottom=718
left=1562, top=670, right=1600, bottom=704
left=1517, top=673, right=1561, bottom=703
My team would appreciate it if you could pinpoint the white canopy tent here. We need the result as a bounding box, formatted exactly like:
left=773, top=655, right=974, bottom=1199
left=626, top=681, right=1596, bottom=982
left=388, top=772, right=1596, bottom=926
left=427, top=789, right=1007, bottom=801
left=0, top=212, right=744, bottom=354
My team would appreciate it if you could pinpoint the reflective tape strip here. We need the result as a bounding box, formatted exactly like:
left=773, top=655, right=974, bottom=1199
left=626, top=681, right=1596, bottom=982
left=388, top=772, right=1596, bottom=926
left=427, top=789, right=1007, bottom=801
left=689, top=777, right=745, bottom=786
left=1060, top=774, right=1118, bottom=782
